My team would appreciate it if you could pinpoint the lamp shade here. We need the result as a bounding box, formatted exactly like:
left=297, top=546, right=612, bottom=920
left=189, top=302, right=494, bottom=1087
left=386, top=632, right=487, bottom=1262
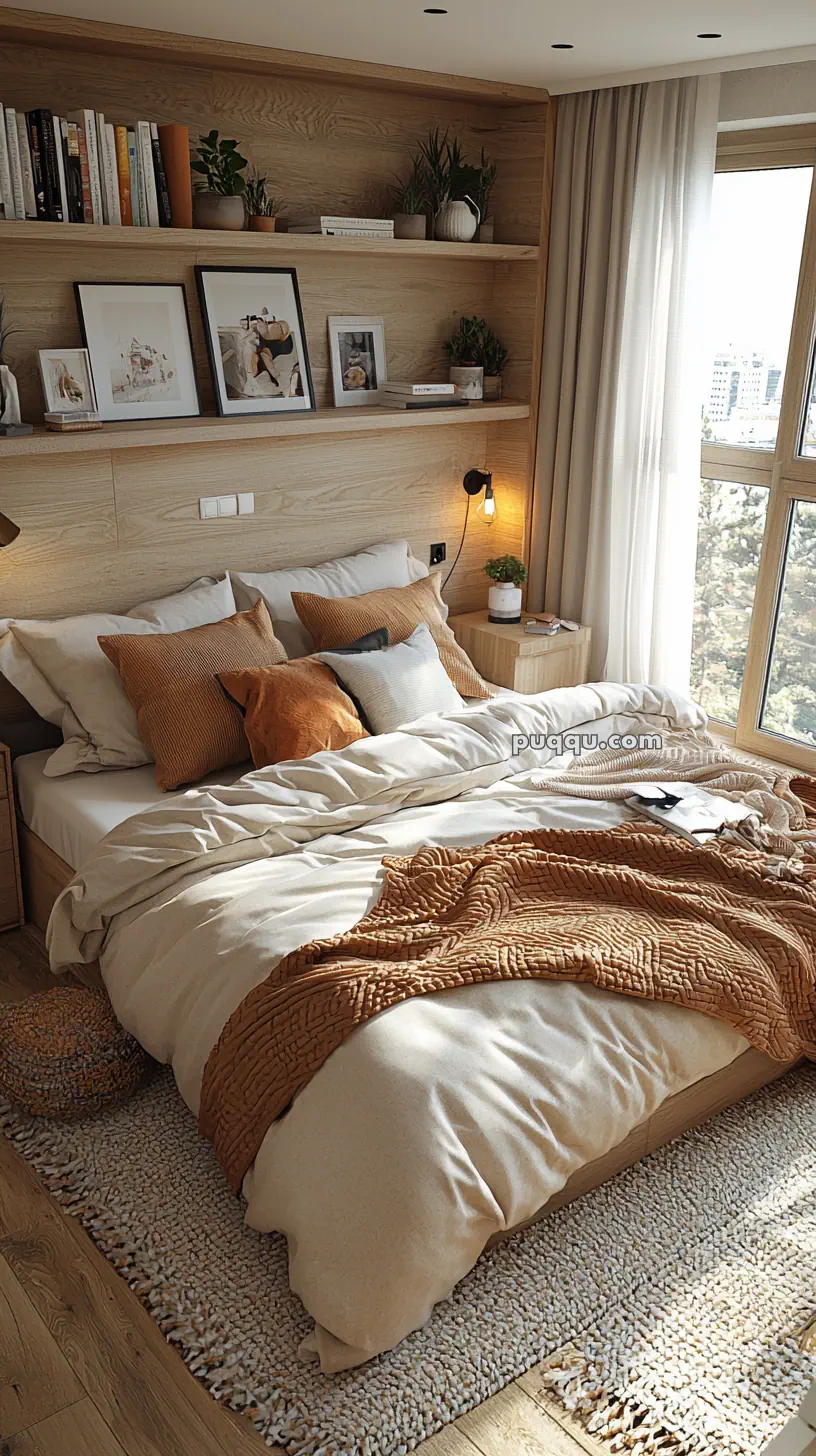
left=0, top=512, right=20, bottom=547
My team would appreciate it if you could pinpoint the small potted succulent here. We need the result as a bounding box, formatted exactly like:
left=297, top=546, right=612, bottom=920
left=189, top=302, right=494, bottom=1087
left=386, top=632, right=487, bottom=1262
left=390, top=157, right=428, bottom=240
left=419, top=128, right=478, bottom=242
left=244, top=171, right=283, bottom=233
left=484, top=554, right=527, bottom=624
left=191, top=130, right=248, bottom=230
left=478, top=323, right=509, bottom=401
left=445, top=315, right=484, bottom=398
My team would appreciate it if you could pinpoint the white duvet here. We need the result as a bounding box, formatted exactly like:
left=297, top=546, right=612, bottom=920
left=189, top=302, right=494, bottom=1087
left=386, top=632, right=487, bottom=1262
left=48, top=683, right=748, bottom=1370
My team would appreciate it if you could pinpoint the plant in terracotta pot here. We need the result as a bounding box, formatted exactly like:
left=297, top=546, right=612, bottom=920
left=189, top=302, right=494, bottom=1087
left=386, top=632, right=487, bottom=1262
left=484, top=554, right=527, bottom=624
left=191, top=131, right=248, bottom=231
left=244, top=171, right=283, bottom=233
left=389, top=157, right=428, bottom=240
left=419, top=128, right=477, bottom=243
left=446, top=315, right=484, bottom=399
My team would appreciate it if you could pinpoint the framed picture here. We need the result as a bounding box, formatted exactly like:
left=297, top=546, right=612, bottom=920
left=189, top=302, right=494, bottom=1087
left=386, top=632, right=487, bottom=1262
left=74, top=282, right=200, bottom=423
left=195, top=266, right=315, bottom=416
left=38, top=347, right=97, bottom=415
left=328, top=316, right=387, bottom=406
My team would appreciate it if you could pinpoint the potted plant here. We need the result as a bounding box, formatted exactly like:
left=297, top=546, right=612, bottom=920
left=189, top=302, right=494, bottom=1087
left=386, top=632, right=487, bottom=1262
left=445, top=315, right=484, bottom=398
left=477, top=323, right=509, bottom=400
left=191, top=130, right=248, bottom=230
left=390, top=157, right=428, bottom=240
left=419, top=129, right=477, bottom=243
left=470, top=149, right=498, bottom=242
left=484, top=554, right=527, bottom=624
left=244, top=171, right=283, bottom=233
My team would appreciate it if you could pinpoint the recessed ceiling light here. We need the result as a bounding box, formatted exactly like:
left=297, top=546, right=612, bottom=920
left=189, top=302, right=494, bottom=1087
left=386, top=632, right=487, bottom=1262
left=697, top=31, right=722, bottom=37
left=551, top=42, right=574, bottom=49
left=424, top=7, right=448, bottom=11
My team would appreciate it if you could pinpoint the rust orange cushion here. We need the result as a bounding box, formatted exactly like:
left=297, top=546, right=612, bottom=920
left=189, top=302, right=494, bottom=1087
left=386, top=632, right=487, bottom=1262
left=291, top=574, right=492, bottom=700
left=99, top=599, right=287, bottom=790
left=220, top=658, right=368, bottom=768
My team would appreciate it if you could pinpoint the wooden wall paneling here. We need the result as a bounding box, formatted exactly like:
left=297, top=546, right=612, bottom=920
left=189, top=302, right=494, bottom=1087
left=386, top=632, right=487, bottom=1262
left=0, top=455, right=117, bottom=619
left=478, top=100, right=551, bottom=247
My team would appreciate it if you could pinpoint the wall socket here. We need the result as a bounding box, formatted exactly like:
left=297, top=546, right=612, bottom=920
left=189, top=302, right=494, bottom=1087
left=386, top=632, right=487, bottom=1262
left=429, top=542, right=446, bottom=565
left=199, top=493, right=254, bottom=519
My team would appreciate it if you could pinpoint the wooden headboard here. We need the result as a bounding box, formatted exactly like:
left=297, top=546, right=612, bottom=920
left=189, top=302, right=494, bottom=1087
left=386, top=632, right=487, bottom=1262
left=0, top=8, right=553, bottom=730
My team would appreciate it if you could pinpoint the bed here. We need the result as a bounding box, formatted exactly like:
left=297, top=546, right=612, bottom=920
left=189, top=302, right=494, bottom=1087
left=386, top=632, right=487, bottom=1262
left=43, top=681, right=802, bottom=1372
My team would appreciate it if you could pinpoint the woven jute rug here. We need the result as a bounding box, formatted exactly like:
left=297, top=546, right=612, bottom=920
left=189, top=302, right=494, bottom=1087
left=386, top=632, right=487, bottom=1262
left=2, top=1064, right=815, bottom=1456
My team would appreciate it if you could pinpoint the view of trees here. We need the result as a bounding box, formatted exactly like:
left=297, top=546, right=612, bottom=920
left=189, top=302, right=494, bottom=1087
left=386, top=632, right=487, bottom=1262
left=690, top=479, right=816, bottom=746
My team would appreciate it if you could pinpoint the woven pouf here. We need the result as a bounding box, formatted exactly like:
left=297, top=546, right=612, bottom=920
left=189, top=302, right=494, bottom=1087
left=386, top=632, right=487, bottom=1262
left=0, top=987, right=153, bottom=1119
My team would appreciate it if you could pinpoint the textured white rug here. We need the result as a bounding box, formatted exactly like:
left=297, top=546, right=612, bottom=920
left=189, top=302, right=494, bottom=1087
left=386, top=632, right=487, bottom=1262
left=2, top=1065, right=815, bottom=1456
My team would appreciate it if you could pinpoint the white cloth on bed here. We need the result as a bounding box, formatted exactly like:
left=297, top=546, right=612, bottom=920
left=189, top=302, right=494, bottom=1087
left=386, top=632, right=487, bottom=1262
left=47, top=683, right=749, bottom=1370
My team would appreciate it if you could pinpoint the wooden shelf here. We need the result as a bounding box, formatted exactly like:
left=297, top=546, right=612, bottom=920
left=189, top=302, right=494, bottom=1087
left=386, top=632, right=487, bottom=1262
left=0, top=399, right=530, bottom=456
left=0, top=219, right=538, bottom=262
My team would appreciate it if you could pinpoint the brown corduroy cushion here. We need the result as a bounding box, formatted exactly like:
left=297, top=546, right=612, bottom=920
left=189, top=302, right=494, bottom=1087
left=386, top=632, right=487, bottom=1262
left=291, top=574, right=492, bottom=700
left=99, top=599, right=287, bottom=790
left=220, top=658, right=368, bottom=769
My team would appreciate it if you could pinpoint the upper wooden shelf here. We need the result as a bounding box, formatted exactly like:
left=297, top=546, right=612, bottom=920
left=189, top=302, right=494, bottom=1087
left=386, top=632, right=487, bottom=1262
left=0, top=219, right=537, bottom=262
left=0, top=399, right=530, bottom=457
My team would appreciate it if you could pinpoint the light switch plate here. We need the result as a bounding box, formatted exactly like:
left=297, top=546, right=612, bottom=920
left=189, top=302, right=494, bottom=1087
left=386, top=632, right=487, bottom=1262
left=217, top=494, right=238, bottom=517
left=237, top=492, right=255, bottom=516
left=199, top=496, right=219, bottom=519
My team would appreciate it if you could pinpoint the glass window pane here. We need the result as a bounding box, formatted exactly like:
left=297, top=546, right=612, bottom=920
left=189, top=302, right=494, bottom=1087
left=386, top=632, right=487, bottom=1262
left=691, top=478, right=770, bottom=725
left=702, top=168, right=812, bottom=451
left=760, top=499, right=816, bottom=747
left=799, top=342, right=816, bottom=456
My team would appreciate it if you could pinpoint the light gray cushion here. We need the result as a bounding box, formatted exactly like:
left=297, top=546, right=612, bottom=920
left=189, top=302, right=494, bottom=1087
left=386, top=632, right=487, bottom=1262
left=319, top=624, right=463, bottom=735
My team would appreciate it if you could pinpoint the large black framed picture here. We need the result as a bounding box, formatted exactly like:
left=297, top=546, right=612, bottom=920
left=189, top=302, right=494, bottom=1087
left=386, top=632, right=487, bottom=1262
left=74, top=281, right=200, bottom=423
left=195, top=266, right=315, bottom=416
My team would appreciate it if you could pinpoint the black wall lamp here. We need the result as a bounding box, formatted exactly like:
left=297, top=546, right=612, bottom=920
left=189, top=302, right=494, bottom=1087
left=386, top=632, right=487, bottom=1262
left=463, top=467, right=495, bottom=522
left=0, top=512, right=19, bottom=547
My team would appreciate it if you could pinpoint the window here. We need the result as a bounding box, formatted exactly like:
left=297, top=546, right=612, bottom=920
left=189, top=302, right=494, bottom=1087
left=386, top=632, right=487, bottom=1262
left=760, top=499, right=816, bottom=747
left=691, top=479, right=769, bottom=726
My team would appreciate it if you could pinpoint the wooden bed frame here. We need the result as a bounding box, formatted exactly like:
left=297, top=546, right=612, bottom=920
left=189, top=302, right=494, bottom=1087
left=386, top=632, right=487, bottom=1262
left=17, top=810, right=799, bottom=1232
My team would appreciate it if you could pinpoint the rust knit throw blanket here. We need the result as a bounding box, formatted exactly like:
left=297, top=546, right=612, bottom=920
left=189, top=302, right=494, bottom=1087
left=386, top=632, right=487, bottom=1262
left=200, top=824, right=816, bottom=1190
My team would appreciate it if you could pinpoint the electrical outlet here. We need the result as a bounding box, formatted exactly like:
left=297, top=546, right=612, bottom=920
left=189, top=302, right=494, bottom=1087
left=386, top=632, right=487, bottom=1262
left=429, top=542, right=446, bottom=566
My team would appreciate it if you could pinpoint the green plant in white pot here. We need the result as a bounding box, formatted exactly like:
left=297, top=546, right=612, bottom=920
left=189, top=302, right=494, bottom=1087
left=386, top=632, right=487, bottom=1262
left=390, top=157, right=428, bottom=240
left=484, top=554, right=526, bottom=624
left=191, top=131, right=248, bottom=230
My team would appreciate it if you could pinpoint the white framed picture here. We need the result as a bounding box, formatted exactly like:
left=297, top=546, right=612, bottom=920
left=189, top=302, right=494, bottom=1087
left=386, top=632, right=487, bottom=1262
left=328, top=316, right=387, bottom=407
left=195, top=266, right=315, bottom=416
left=74, top=282, right=200, bottom=423
left=38, top=347, right=97, bottom=415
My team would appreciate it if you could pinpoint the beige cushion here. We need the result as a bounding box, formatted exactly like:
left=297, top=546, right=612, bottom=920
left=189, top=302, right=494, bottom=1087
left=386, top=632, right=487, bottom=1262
left=319, top=624, right=464, bottom=734
left=292, top=574, right=493, bottom=700
left=99, top=600, right=288, bottom=791
left=230, top=539, right=428, bottom=659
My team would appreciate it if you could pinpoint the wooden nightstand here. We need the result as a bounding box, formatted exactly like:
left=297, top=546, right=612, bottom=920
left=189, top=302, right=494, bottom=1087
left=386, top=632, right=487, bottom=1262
left=0, top=743, right=24, bottom=931
left=449, top=612, right=592, bottom=695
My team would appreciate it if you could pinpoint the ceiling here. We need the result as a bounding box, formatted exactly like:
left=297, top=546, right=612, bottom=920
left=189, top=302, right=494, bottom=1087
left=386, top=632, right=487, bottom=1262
left=10, top=0, right=816, bottom=91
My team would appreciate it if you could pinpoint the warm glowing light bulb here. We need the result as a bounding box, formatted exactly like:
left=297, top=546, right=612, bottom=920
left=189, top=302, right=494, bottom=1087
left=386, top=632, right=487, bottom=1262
left=478, top=482, right=496, bottom=523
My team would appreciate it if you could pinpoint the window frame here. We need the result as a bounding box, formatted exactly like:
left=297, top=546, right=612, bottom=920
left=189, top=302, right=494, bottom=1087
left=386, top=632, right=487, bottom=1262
left=699, top=128, right=816, bottom=771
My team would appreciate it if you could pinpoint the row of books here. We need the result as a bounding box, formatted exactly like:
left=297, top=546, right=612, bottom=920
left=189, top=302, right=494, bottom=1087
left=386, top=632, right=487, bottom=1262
left=0, top=106, right=174, bottom=225
left=289, top=214, right=395, bottom=238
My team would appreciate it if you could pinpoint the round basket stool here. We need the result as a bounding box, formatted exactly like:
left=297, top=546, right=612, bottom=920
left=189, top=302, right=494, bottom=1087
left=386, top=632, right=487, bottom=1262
left=0, top=987, right=153, bottom=1119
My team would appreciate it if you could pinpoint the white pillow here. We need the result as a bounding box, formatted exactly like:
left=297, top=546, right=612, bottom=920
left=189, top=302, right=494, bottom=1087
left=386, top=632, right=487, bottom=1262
left=230, top=540, right=429, bottom=659
left=1, top=575, right=239, bottom=777
left=319, top=624, right=463, bottom=735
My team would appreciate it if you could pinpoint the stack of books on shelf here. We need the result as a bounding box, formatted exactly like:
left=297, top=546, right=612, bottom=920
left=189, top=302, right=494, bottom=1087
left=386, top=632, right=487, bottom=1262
left=288, top=214, right=395, bottom=239
left=382, top=382, right=468, bottom=410
left=0, top=105, right=179, bottom=226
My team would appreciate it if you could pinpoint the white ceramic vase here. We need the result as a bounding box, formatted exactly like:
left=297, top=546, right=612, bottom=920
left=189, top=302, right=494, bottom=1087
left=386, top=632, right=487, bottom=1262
left=449, top=365, right=483, bottom=400
left=488, top=581, right=522, bottom=624
left=435, top=200, right=477, bottom=242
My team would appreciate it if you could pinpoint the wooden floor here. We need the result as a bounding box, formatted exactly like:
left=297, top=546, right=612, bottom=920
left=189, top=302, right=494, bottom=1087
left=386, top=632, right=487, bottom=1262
left=0, top=924, right=606, bottom=1456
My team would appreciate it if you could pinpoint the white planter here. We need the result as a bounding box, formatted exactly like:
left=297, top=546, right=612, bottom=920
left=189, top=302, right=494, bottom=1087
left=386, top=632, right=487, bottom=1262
left=435, top=200, right=478, bottom=242
left=488, top=582, right=522, bottom=623
left=449, top=365, right=483, bottom=400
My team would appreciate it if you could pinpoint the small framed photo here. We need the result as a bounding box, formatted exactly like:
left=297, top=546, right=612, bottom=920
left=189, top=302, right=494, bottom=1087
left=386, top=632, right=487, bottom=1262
left=328, top=316, right=387, bottom=406
left=38, top=347, right=97, bottom=415
left=195, top=266, right=315, bottom=416
left=74, top=282, right=200, bottom=423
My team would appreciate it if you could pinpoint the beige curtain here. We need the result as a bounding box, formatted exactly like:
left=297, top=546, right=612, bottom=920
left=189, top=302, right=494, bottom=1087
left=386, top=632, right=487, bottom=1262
left=527, top=85, right=645, bottom=626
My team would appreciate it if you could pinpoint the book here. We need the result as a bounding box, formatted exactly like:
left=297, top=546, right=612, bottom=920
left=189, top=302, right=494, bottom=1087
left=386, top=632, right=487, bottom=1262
left=39, top=110, right=64, bottom=221
left=288, top=224, right=394, bottom=237
left=113, top=124, right=132, bottom=224
left=94, top=112, right=110, bottom=222
left=383, top=396, right=469, bottom=410
left=293, top=214, right=392, bottom=229
left=52, top=115, right=69, bottom=222
left=126, top=129, right=142, bottom=225
left=4, top=109, right=26, bottom=220
left=70, top=110, right=103, bottom=222
left=157, top=124, right=192, bottom=228
left=0, top=105, right=15, bottom=219
left=25, top=110, right=48, bottom=218
left=62, top=120, right=84, bottom=223
left=137, top=122, right=159, bottom=226
left=150, top=123, right=172, bottom=226
left=73, top=123, right=93, bottom=222
left=15, top=111, right=37, bottom=218
left=100, top=119, right=121, bottom=224
left=384, top=382, right=456, bottom=396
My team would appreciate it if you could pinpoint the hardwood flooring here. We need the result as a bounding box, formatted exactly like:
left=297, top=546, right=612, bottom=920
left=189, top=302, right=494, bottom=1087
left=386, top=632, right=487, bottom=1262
left=0, top=925, right=605, bottom=1456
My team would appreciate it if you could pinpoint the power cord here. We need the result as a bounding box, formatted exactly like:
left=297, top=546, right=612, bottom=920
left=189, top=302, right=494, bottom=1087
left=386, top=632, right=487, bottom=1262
left=442, top=495, right=470, bottom=592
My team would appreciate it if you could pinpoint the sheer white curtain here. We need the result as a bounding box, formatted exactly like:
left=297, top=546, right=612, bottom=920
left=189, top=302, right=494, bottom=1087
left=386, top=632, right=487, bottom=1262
left=529, top=75, right=720, bottom=690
